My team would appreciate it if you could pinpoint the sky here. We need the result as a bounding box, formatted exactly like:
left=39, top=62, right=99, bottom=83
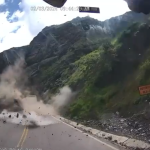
left=0, top=0, right=130, bottom=52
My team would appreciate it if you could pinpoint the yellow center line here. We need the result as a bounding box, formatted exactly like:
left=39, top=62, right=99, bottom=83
left=17, top=126, right=29, bottom=148
left=20, top=127, right=29, bottom=148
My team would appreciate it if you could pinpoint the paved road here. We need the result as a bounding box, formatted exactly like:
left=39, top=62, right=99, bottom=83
left=0, top=116, right=123, bottom=150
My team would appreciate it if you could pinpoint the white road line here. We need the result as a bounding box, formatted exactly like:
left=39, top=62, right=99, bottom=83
left=52, top=116, right=120, bottom=150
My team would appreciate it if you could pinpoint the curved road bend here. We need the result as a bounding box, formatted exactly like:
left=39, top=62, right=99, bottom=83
left=0, top=116, right=124, bottom=150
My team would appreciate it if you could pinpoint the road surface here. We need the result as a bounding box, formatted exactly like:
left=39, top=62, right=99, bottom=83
left=0, top=116, right=123, bottom=150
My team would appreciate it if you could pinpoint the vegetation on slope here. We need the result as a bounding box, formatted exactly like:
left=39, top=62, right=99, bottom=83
left=32, top=21, right=150, bottom=120
left=66, top=22, right=150, bottom=119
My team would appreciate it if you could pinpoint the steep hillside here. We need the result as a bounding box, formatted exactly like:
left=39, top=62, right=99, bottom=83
left=0, top=11, right=150, bottom=119
left=24, top=11, right=150, bottom=94
left=68, top=22, right=150, bottom=119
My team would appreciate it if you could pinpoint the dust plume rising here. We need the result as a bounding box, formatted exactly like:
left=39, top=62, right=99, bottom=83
left=21, top=85, right=74, bottom=116
left=0, top=58, right=25, bottom=102
left=0, top=58, right=75, bottom=116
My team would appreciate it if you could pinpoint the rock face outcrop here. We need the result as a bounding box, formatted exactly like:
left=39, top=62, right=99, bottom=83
left=0, top=46, right=28, bottom=74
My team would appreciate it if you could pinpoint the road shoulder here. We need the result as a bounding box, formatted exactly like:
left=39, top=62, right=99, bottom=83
left=54, top=116, right=150, bottom=150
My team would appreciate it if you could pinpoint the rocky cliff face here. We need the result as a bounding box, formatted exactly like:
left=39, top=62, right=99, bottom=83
left=72, top=11, right=148, bottom=40
left=0, top=46, right=28, bottom=74
left=0, top=11, right=148, bottom=92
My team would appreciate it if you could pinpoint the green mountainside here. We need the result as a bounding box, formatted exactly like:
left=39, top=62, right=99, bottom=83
left=1, top=11, right=150, bottom=120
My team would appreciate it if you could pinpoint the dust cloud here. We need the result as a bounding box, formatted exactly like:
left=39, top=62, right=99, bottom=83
left=0, top=59, right=75, bottom=125
left=20, top=85, right=74, bottom=116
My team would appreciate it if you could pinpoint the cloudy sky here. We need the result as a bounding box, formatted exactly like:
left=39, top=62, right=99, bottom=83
left=0, top=0, right=130, bottom=52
